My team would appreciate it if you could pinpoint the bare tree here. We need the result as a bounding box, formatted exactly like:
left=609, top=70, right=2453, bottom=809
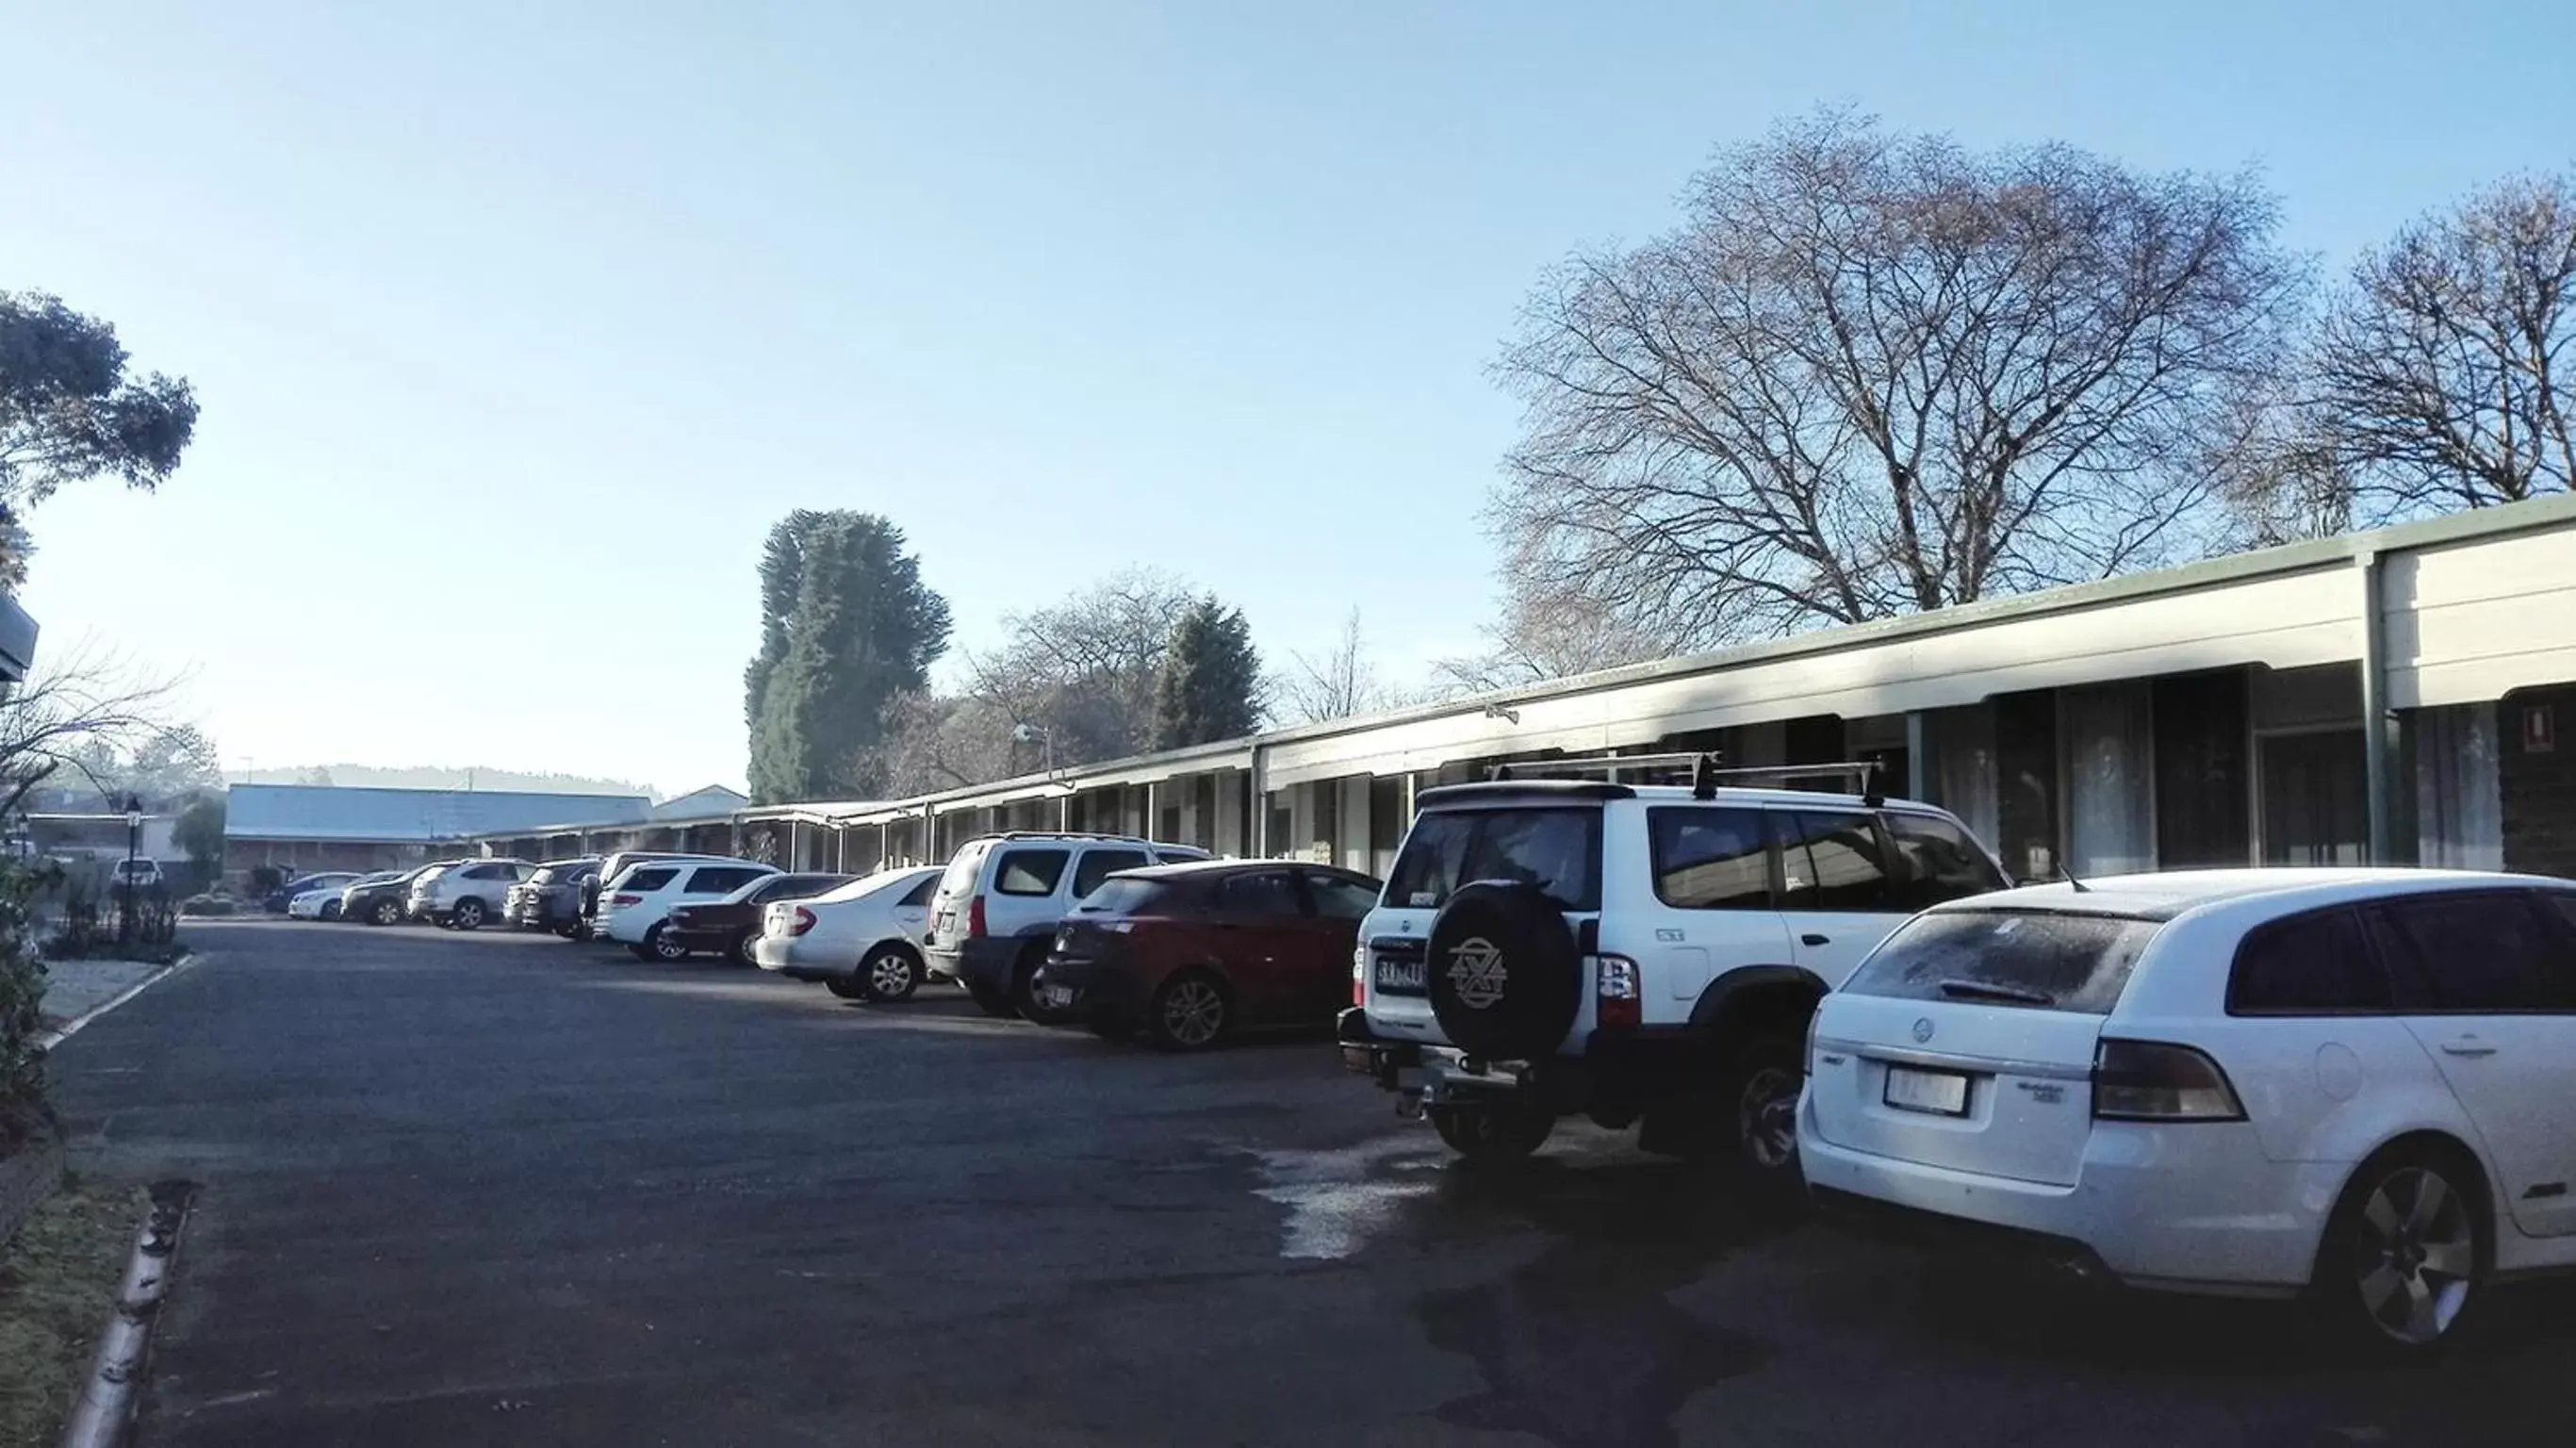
left=1436, top=580, right=1670, bottom=693
left=0, top=639, right=190, bottom=822
left=2313, top=170, right=2576, bottom=518
left=1489, top=108, right=2305, bottom=650
left=960, top=568, right=1200, bottom=767
left=1274, top=610, right=1435, bottom=724
left=869, top=691, right=1018, bottom=797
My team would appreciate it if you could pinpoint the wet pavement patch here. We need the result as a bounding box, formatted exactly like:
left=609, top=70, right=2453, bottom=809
left=1410, top=1159, right=1785, bottom=1448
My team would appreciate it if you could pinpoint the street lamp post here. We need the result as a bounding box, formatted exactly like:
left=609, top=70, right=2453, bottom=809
left=122, top=793, right=143, bottom=943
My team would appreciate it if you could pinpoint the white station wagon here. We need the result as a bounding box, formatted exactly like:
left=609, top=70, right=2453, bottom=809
left=1801, top=867, right=2576, bottom=1354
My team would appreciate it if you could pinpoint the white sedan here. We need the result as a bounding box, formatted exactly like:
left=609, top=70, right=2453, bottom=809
left=752, top=866, right=940, bottom=1001
left=1801, top=866, right=2576, bottom=1355
left=287, top=886, right=349, bottom=920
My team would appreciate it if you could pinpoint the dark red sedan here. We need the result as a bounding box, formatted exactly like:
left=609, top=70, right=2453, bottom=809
left=1032, top=860, right=1384, bottom=1050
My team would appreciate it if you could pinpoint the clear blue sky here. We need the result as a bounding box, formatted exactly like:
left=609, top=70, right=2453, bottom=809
left=5, top=0, right=2568, bottom=797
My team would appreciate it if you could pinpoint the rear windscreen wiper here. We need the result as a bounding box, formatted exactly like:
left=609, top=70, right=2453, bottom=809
left=1935, top=978, right=2056, bottom=1006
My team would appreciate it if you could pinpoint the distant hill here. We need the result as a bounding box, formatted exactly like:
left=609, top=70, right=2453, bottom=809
left=229, top=765, right=661, bottom=798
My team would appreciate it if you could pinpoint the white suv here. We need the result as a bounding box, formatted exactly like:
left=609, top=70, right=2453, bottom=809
left=598, top=858, right=779, bottom=961
left=923, top=832, right=1213, bottom=1018
left=1802, top=867, right=2576, bottom=1355
left=1338, top=754, right=2006, bottom=1178
left=412, top=859, right=534, bottom=930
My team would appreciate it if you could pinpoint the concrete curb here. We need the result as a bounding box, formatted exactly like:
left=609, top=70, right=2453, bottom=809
left=34, top=953, right=198, bottom=1054
left=57, top=1182, right=196, bottom=1448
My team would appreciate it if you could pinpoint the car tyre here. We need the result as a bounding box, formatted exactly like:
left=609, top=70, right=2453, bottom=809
left=1009, top=944, right=1064, bottom=1023
left=320, top=900, right=341, bottom=922
left=2312, top=1142, right=2489, bottom=1357
left=369, top=898, right=402, bottom=927
left=860, top=945, right=922, bottom=1004
left=730, top=931, right=759, bottom=968
left=452, top=898, right=486, bottom=930
left=1145, top=970, right=1229, bottom=1052
left=1427, top=1102, right=1555, bottom=1164
left=643, top=923, right=688, bottom=963
left=1715, top=1030, right=1807, bottom=1193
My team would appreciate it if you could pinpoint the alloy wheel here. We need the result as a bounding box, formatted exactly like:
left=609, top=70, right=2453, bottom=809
left=650, top=928, right=686, bottom=962
left=1737, top=1065, right=1800, bottom=1171
left=1161, top=979, right=1223, bottom=1048
left=869, top=952, right=914, bottom=998
left=2354, top=1165, right=2475, bottom=1346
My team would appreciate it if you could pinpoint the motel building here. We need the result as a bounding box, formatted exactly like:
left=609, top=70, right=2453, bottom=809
left=477, top=497, right=2576, bottom=886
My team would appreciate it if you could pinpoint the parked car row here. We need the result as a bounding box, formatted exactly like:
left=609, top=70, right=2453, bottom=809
left=330, top=755, right=2576, bottom=1356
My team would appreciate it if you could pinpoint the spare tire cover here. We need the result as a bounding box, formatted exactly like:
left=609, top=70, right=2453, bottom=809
left=1426, top=881, right=1582, bottom=1060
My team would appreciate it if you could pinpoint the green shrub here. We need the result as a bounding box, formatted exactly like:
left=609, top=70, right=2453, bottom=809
left=0, top=865, right=52, bottom=1151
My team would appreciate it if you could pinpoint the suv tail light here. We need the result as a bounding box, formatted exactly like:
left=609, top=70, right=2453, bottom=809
left=611, top=893, right=641, bottom=908
left=2092, top=1040, right=2244, bottom=1122
left=1594, top=954, right=1640, bottom=1030
left=788, top=906, right=816, bottom=937
left=967, top=895, right=987, bottom=939
left=1351, top=944, right=1367, bottom=1006
left=1804, top=1011, right=1820, bottom=1075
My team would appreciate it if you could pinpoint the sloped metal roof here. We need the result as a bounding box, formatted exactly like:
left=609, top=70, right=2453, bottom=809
left=650, top=785, right=749, bottom=821
left=223, top=784, right=652, bottom=843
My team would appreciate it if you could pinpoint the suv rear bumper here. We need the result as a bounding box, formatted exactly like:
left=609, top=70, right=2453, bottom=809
left=927, top=935, right=1020, bottom=992
left=1337, top=1010, right=1712, bottom=1120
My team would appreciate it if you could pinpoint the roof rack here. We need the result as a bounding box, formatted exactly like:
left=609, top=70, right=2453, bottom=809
left=1489, top=752, right=1885, bottom=805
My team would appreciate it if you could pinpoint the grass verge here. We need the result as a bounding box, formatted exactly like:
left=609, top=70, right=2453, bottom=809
left=0, top=1175, right=145, bottom=1448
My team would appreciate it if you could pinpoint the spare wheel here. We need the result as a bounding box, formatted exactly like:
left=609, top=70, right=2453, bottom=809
left=1425, top=881, right=1582, bottom=1060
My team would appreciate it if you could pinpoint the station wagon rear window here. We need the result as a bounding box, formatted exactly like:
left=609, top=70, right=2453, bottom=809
left=1843, top=909, right=2161, bottom=1013
left=1385, top=807, right=1600, bottom=913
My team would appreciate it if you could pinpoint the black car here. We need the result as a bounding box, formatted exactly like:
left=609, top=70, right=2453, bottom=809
left=507, top=858, right=599, bottom=936
left=344, top=862, right=456, bottom=927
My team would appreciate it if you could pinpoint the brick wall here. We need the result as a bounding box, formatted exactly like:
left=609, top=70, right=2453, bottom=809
left=2501, top=683, right=2576, bottom=878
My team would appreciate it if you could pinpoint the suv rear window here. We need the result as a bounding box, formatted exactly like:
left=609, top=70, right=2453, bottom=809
left=1385, top=808, right=1601, bottom=913
left=1842, top=910, right=2162, bottom=1013
left=993, top=848, right=1071, bottom=897
left=621, top=866, right=679, bottom=892
left=1072, top=848, right=1151, bottom=898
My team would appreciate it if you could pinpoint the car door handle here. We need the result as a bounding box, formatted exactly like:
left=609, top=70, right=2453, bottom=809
left=1800, top=933, right=1830, bottom=947
left=2439, top=1040, right=2498, bottom=1058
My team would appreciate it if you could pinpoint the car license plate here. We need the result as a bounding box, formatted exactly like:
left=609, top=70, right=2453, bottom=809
left=1039, top=983, right=1075, bottom=1009
left=1883, top=1065, right=1971, bottom=1116
left=1373, top=956, right=1427, bottom=993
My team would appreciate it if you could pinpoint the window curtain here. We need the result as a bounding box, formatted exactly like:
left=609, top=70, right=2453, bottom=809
left=1924, top=705, right=2000, bottom=848
left=2063, top=683, right=2155, bottom=876
left=2416, top=703, right=2502, bottom=869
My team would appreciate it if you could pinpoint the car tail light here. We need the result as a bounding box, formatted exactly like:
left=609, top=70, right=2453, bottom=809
left=1804, top=1010, right=1820, bottom=1075
left=611, top=894, right=641, bottom=908
left=1351, top=944, right=1368, bottom=1006
left=2092, top=1040, right=2244, bottom=1122
left=788, top=906, right=816, bottom=937
left=967, top=895, right=986, bottom=938
left=1594, top=954, right=1640, bottom=1030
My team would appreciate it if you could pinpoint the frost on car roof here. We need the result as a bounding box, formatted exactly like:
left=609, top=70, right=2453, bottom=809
left=1934, top=867, right=2552, bottom=922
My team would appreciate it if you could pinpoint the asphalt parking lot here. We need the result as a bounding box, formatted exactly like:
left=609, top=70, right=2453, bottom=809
left=42, top=920, right=2576, bottom=1447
